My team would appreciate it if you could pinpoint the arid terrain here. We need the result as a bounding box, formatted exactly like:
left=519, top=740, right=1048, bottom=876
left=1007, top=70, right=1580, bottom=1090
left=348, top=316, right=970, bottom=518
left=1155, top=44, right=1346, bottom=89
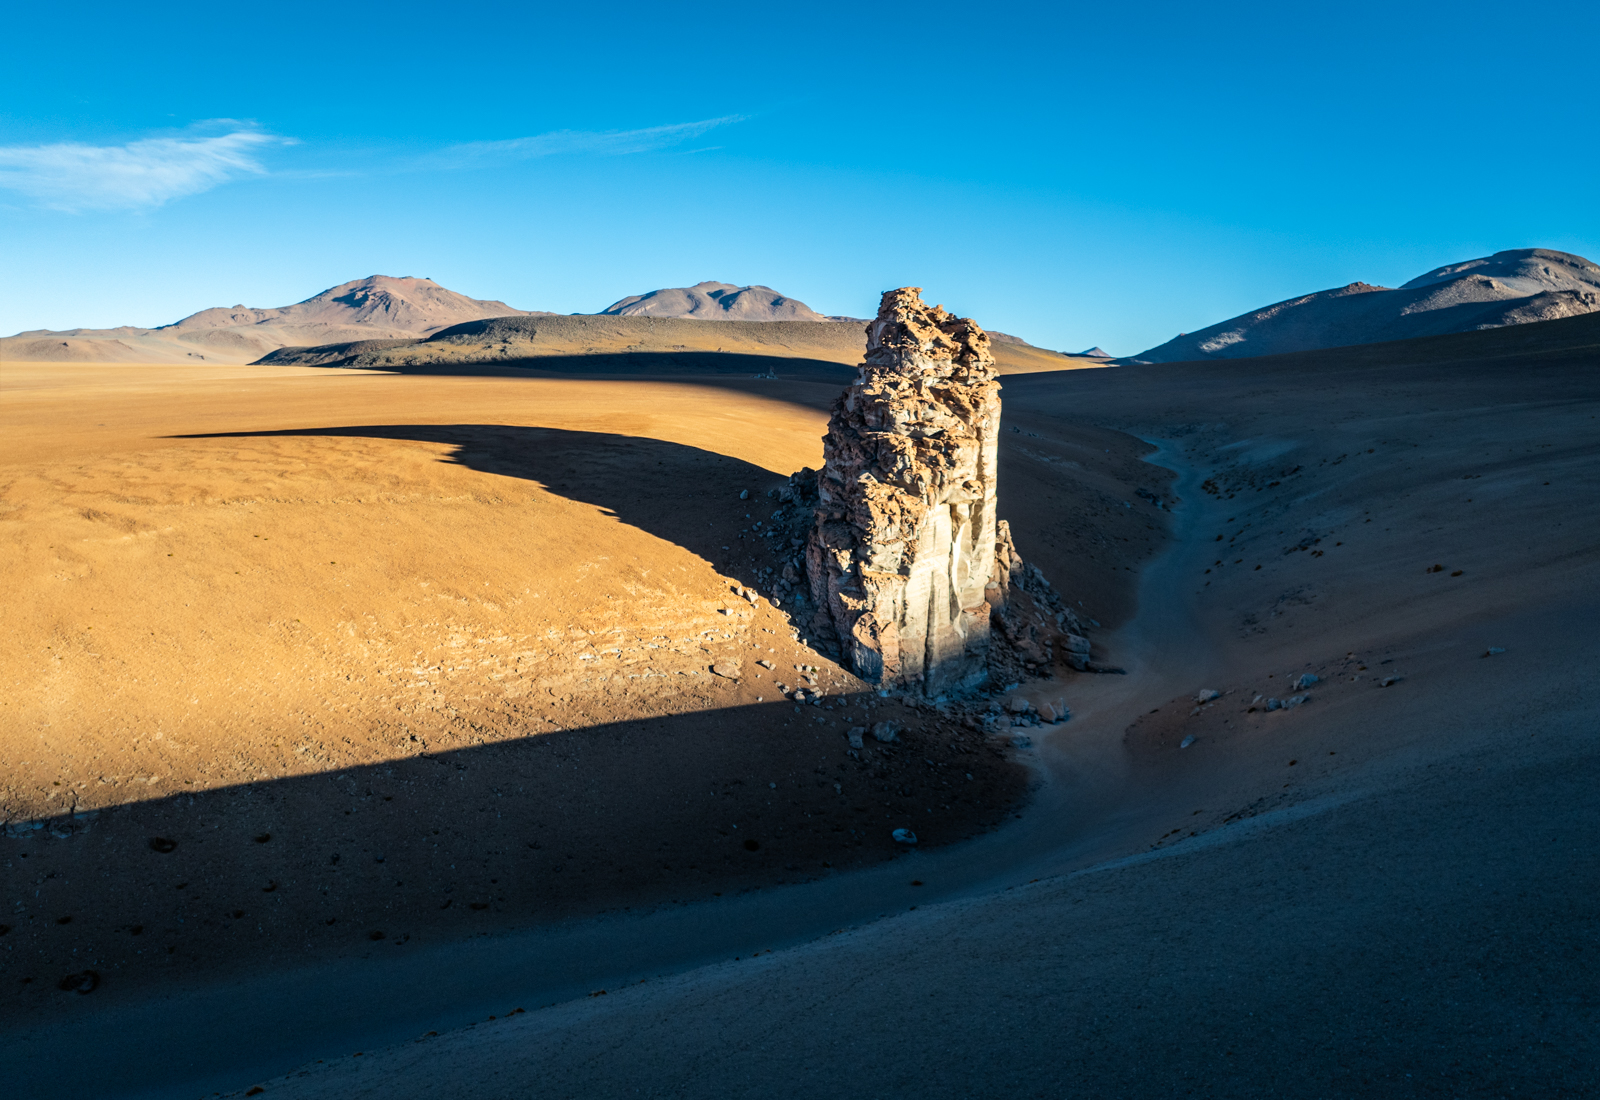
left=0, top=337, right=1140, bottom=1019
left=253, top=312, right=1088, bottom=375
left=3, top=311, right=1598, bottom=1098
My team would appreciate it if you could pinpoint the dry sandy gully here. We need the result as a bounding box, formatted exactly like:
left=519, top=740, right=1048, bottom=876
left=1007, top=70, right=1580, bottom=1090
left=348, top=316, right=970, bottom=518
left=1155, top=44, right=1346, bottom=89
left=3, top=314, right=1598, bottom=1098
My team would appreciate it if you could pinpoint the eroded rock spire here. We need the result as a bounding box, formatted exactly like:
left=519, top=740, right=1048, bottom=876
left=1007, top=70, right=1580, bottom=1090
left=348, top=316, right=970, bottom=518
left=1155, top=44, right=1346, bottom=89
left=805, top=288, right=1005, bottom=694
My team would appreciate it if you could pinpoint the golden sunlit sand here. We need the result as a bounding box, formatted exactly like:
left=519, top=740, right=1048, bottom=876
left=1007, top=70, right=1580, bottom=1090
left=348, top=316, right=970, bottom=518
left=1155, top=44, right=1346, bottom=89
left=0, top=352, right=1161, bottom=1019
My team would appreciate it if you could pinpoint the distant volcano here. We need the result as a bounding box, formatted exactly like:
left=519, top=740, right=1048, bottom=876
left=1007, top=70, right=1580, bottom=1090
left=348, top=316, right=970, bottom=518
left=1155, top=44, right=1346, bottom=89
left=597, top=281, right=851, bottom=323
left=165, top=275, right=535, bottom=338
left=3, top=275, right=540, bottom=363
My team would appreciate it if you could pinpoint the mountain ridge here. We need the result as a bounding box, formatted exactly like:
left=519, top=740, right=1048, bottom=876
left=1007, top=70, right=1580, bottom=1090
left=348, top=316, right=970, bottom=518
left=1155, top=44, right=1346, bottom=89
left=2, top=276, right=541, bottom=363
left=1132, top=248, right=1600, bottom=363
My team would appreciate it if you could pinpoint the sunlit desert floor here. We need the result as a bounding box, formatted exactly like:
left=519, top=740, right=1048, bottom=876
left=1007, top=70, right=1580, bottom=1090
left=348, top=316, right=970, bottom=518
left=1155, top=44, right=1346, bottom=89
left=0, top=357, right=1163, bottom=1024
left=4, top=314, right=1599, bottom=1098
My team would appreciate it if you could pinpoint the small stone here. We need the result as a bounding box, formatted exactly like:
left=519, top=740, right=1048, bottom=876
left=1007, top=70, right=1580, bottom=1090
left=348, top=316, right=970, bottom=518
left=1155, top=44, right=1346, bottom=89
left=847, top=727, right=865, bottom=749
left=1180, top=735, right=1195, bottom=749
left=739, top=489, right=749, bottom=500
left=1293, top=674, right=1319, bottom=690
left=1266, top=698, right=1282, bottom=711
left=872, top=721, right=899, bottom=744
left=757, top=659, right=774, bottom=669
left=1283, top=694, right=1310, bottom=708
left=1483, top=647, right=1505, bottom=657
left=1011, top=735, right=1033, bottom=748
left=711, top=663, right=742, bottom=679
left=57, top=970, right=100, bottom=995
left=1005, top=695, right=1031, bottom=715
left=1378, top=675, right=1403, bottom=687
left=1038, top=700, right=1069, bottom=723
left=1195, top=689, right=1221, bottom=703
left=892, top=828, right=918, bottom=845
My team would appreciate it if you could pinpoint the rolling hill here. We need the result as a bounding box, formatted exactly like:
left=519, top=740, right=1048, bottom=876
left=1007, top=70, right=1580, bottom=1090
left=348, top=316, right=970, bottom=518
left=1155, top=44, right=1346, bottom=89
left=253, top=313, right=1098, bottom=377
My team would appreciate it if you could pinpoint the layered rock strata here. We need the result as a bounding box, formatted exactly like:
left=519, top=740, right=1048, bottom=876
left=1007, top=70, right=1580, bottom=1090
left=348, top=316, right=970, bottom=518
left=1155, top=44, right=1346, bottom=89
left=803, top=288, right=1007, bottom=694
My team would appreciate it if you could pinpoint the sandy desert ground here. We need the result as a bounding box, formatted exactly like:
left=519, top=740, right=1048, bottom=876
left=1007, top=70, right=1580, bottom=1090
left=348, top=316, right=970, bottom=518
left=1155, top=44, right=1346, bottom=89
left=3, top=312, right=1598, bottom=1097
left=0, top=345, right=1143, bottom=1018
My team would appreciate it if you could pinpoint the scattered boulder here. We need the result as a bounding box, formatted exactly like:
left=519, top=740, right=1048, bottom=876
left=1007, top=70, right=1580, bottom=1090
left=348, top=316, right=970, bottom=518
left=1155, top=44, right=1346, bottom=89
left=1195, top=689, right=1221, bottom=703
left=1005, top=695, right=1032, bottom=715
left=711, top=662, right=742, bottom=679
left=847, top=727, right=865, bottom=749
left=871, top=721, right=900, bottom=744
left=892, top=828, right=919, bottom=845
left=1061, top=634, right=1092, bottom=670
left=1038, top=699, right=1069, bottom=723
left=1293, top=673, right=1319, bottom=689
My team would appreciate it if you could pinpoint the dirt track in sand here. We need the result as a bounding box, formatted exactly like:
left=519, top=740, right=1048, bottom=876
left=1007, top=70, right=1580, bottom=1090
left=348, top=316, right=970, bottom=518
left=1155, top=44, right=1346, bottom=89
left=0, top=356, right=1164, bottom=1018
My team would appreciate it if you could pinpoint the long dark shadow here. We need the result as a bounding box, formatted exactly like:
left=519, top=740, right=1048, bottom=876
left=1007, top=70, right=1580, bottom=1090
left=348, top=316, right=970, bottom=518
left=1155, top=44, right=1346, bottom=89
left=276, top=348, right=858, bottom=387
left=0, top=690, right=1027, bottom=1091
left=172, top=424, right=805, bottom=592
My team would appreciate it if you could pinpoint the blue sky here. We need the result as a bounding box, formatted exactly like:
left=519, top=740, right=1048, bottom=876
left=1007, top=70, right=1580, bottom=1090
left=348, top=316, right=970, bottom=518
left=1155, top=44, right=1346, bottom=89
left=2, top=1, right=1596, bottom=356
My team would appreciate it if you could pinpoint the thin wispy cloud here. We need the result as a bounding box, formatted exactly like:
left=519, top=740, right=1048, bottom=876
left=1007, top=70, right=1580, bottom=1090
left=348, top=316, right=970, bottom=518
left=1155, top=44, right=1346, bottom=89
left=0, top=125, right=277, bottom=212
left=0, top=115, right=743, bottom=211
left=439, top=115, right=746, bottom=166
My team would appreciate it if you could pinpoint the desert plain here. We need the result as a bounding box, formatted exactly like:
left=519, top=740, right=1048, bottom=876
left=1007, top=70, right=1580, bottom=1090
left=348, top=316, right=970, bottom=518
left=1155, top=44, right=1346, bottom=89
left=3, top=311, right=1598, bottom=1097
